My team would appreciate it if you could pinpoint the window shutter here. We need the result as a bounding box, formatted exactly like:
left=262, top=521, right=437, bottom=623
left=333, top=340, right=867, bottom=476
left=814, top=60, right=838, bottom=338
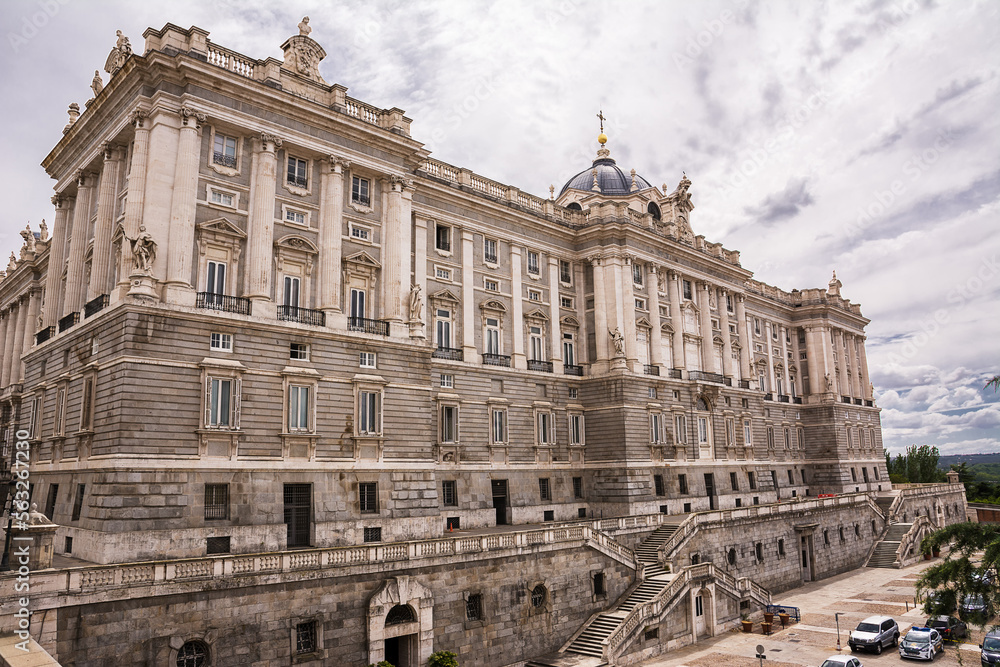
left=204, top=377, right=212, bottom=427
left=233, top=378, right=242, bottom=429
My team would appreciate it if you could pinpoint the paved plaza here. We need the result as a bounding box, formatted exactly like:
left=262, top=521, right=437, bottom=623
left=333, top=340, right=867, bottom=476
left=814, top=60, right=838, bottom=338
left=640, top=558, right=992, bottom=667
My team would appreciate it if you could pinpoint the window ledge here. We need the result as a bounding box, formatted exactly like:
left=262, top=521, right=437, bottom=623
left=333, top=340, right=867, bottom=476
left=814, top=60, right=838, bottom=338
left=284, top=183, right=311, bottom=197
left=349, top=202, right=373, bottom=214
left=209, top=163, right=240, bottom=177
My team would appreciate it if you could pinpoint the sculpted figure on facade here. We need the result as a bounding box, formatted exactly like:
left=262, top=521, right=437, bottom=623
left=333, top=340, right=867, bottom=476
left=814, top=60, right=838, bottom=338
left=20, top=225, right=35, bottom=256
left=609, top=327, right=625, bottom=356
left=91, top=70, right=104, bottom=97
left=27, top=503, right=52, bottom=526
left=129, top=225, right=157, bottom=274
left=105, top=30, right=133, bottom=76
left=408, top=284, right=423, bottom=322
left=298, top=16, right=312, bottom=36
left=39, top=219, right=48, bottom=242
left=7, top=253, right=16, bottom=273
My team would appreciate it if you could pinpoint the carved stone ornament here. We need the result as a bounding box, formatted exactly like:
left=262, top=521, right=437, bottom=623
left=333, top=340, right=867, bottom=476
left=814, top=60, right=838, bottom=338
left=609, top=327, right=625, bottom=357
left=20, top=225, right=36, bottom=255
left=128, top=225, right=157, bottom=274
left=329, top=155, right=352, bottom=172
left=180, top=107, right=207, bottom=128
left=281, top=20, right=327, bottom=85
left=104, top=30, right=133, bottom=76
left=130, top=108, right=148, bottom=128
left=7, top=252, right=16, bottom=273
left=91, top=70, right=104, bottom=97
left=27, top=503, right=52, bottom=526
left=39, top=219, right=48, bottom=241
left=260, top=132, right=283, bottom=149
left=408, top=284, right=423, bottom=322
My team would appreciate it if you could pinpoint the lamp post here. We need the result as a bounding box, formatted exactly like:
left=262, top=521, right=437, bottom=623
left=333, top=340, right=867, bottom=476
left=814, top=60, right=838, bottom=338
left=835, top=612, right=843, bottom=651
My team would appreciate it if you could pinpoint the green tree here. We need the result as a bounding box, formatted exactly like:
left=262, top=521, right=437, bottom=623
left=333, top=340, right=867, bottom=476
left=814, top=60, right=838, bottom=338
left=428, top=651, right=459, bottom=667
left=917, top=522, right=1000, bottom=629
left=886, top=445, right=945, bottom=483
left=950, top=462, right=975, bottom=484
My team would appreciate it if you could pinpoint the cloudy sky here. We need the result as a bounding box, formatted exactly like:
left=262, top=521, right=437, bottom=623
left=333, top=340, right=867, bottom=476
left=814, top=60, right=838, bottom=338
left=1, top=0, right=998, bottom=455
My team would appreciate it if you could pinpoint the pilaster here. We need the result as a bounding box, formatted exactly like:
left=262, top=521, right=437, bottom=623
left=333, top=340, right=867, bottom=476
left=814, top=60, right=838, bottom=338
left=244, top=133, right=281, bottom=309
left=510, top=246, right=525, bottom=369
left=621, top=255, right=638, bottom=369
left=719, top=288, right=733, bottom=379
left=163, top=107, right=206, bottom=305
left=319, top=156, right=349, bottom=324
left=43, top=196, right=71, bottom=328
left=546, top=257, right=562, bottom=373
left=764, top=321, right=776, bottom=393
left=859, top=336, right=871, bottom=399
left=590, top=256, right=609, bottom=368
left=88, top=145, right=123, bottom=303
left=668, top=271, right=686, bottom=372
left=117, top=108, right=150, bottom=296
left=698, top=282, right=715, bottom=373
left=20, top=289, right=41, bottom=382
left=8, top=297, right=27, bottom=387
left=648, top=266, right=663, bottom=368
left=413, top=216, right=428, bottom=329
left=64, top=172, right=95, bottom=316
left=779, top=325, right=790, bottom=395
left=140, top=109, right=183, bottom=291
left=1, top=304, right=17, bottom=388
left=461, top=229, right=475, bottom=359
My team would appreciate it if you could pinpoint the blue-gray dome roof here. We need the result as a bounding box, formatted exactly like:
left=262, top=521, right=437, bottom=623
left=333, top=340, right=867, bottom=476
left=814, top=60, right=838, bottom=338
left=560, top=155, right=653, bottom=196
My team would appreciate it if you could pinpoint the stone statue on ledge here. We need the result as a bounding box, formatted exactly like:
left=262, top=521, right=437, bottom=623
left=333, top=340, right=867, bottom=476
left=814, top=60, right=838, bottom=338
left=27, top=503, right=52, bottom=526
left=408, top=284, right=423, bottom=322
left=298, top=16, right=312, bottom=36
left=609, top=327, right=625, bottom=357
left=91, top=70, right=104, bottom=97
left=129, top=225, right=157, bottom=274
left=104, top=30, right=133, bottom=76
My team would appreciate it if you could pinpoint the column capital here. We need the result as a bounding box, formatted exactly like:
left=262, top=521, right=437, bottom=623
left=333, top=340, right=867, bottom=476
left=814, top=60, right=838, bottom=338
left=75, top=170, right=95, bottom=189
left=388, top=174, right=415, bottom=192
left=101, top=142, right=125, bottom=162
left=328, top=155, right=352, bottom=172
left=547, top=255, right=559, bottom=267
left=257, top=132, right=283, bottom=151
left=668, top=269, right=681, bottom=281
left=586, top=253, right=603, bottom=266
left=130, top=107, right=149, bottom=128
left=179, top=106, right=207, bottom=129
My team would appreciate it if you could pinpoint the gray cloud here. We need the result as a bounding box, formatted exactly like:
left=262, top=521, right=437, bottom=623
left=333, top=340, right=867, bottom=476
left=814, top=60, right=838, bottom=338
left=743, top=177, right=815, bottom=225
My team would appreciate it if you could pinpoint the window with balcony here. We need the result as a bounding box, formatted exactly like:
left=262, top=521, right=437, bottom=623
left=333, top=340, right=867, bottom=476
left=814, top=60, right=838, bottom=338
left=287, top=385, right=311, bottom=432
left=527, top=250, right=540, bottom=275
left=529, top=326, right=544, bottom=361
left=435, top=223, right=451, bottom=252
left=484, top=238, right=498, bottom=264
left=283, top=276, right=300, bottom=308
left=491, top=408, right=507, bottom=444
left=212, top=133, right=238, bottom=168
left=352, top=176, right=370, bottom=206
left=435, top=309, right=452, bottom=349
left=559, top=259, right=572, bottom=284
left=562, top=332, right=576, bottom=367
left=287, top=156, right=308, bottom=189
left=485, top=317, right=501, bottom=355
left=569, top=413, right=584, bottom=445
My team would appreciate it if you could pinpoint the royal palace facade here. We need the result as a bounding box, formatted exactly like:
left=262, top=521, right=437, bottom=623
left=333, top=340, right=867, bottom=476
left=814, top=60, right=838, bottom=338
left=0, top=20, right=967, bottom=667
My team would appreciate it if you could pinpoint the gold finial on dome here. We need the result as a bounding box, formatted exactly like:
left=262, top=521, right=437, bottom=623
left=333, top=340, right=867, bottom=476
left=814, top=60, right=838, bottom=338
left=597, top=109, right=607, bottom=145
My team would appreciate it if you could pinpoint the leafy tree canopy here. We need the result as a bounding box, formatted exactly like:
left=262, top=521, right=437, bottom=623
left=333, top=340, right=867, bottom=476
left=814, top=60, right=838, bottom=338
left=917, top=522, right=1000, bottom=629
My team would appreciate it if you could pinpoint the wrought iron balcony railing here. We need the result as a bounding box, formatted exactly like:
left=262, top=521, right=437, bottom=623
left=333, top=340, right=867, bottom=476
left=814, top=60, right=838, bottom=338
left=432, top=347, right=464, bottom=361
left=58, top=312, right=79, bottom=333
left=763, top=392, right=774, bottom=401
left=35, top=326, right=55, bottom=345
left=212, top=152, right=237, bottom=168
left=196, top=292, right=252, bottom=315
left=84, top=294, right=109, bottom=318
left=643, top=365, right=660, bottom=376
left=793, top=396, right=803, bottom=404
left=482, top=353, right=511, bottom=368
left=288, top=175, right=308, bottom=188
left=841, top=396, right=852, bottom=404
left=688, top=370, right=725, bottom=384
left=563, top=364, right=583, bottom=376
left=527, top=359, right=553, bottom=373
left=347, top=317, right=390, bottom=336
left=739, top=379, right=751, bottom=389
left=778, top=394, right=790, bottom=403
left=864, top=399, right=874, bottom=407
left=277, top=305, right=325, bottom=327
left=667, top=368, right=683, bottom=379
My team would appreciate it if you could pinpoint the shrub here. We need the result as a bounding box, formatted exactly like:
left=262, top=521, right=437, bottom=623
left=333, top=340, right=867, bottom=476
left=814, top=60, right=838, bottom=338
left=428, top=650, right=459, bottom=667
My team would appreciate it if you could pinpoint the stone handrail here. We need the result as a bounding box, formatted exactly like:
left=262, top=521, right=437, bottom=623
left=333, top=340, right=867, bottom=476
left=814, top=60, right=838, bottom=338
left=658, top=493, right=879, bottom=569
left=886, top=492, right=906, bottom=522
left=895, top=515, right=933, bottom=567
left=205, top=41, right=256, bottom=79
left=344, top=96, right=380, bottom=126
left=31, top=524, right=633, bottom=595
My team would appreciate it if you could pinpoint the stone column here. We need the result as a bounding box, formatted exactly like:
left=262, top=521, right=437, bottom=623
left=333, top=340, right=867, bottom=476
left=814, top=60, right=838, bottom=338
left=764, top=322, right=776, bottom=393
left=698, top=282, right=715, bottom=373
left=719, top=288, right=733, bottom=379
left=790, top=327, right=802, bottom=397
left=88, top=145, right=123, bottom=303
left=668, top=271, right=686, bottom=372
left=735, top=293, right=751, bottom=384
left=590, top=256, right=609, bottom=365
left=163, top=108, right=206, bottom=305
left=547, top=257, right=562, bottom=373
left=620, top=256, right=638, bottom=369
left=779, top=325, right=790, bottom=395
left=820, top=326, right=835, bottom=397
left=648, top=266, right=663, bottom=369
left=8, top=298, right=27, bottom=387
left=43, top=196, right=71, bottom=328
left=0, top=311, right=9, bottom=386
left=244, top=133, right=281, bottom=308
left=849, top=334, right=863, bottom=399
left=461, top=230, right=475, bottom=358
left=117, top=109, right=150, bottom=295
left=138, top=111, right=182, bottom=291
left=1, top=304, right=17, bottom=388
left=381, top=175, right=413, bottom=327
left=319, top=156, right=349, bottom=323
left=830, top=329, right=843, bottom=397
left=64, top=172, right=95, bottom=316
left=510, top=246, right=525, bottom=369
left=804, top=326, right=823, bottom=396
left=412, top=216, right=428, bottom=333
left=574, top=262, right=589, bottom=365
left=859, top=336, right=872, bottom=400
left=19, top=289, right=40, bottom=381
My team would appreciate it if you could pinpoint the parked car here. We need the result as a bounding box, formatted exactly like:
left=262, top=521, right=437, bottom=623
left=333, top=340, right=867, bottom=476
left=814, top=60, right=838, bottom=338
left=923, top=589, right=957, bottom=615
left=926, top=615, right=967, bottom=640
left=848, top=615, right=899, bottom=654
left=821, top=656, right=863, bottom=667
left=982, top=628, right=1000, bottom=666
left=960, top=593, right=993, bottom=620
left=899, top=626, right=944, bottom=661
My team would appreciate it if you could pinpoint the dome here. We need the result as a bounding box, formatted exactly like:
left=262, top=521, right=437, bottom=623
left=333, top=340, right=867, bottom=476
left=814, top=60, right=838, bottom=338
left=559, top=152, right=653, bottom=196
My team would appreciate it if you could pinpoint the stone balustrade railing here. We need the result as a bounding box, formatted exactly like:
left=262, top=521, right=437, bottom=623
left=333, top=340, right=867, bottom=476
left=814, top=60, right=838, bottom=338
left=205, top=41, right=256, bottom=79
left=895, top=514, right=933, bottom=567
left=30, top=524, right=636, bottom=596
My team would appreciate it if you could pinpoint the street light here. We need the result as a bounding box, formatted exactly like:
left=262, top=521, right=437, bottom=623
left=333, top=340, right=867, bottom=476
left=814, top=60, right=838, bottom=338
left=835, top=612, right=842, bottom=651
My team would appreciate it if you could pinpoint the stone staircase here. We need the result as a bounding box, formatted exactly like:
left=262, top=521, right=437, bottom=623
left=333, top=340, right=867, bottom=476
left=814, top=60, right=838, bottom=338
left=875, top=495, right=895, bottom=517
left=867, top=522, right=912, bottom=568
left=561, top=525, right=679, bottom=659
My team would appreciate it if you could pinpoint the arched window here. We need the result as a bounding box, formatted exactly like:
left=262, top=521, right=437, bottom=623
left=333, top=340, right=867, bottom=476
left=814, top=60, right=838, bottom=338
left=727, top=548, right=736, bottom=566
left=530, top=584, right=547, bottom=607
left=177, top=641, right=209, bottom=667
left=566, top=202, right=583, bottom=211
left=647, top=202, right=661, bottom=220
left=696, top=397, right=709, bottom=411
left=385, top=604, right=417, bottom=626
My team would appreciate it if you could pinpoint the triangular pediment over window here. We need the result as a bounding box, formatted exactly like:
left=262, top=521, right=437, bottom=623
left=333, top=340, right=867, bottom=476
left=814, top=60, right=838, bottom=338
left=198, top=217, right=247, bottom=239
left=344, top=251, right=381, bottom=269
left=480, top=298, right=507, bottom=312
left=430, top=288, right=460, bottom=305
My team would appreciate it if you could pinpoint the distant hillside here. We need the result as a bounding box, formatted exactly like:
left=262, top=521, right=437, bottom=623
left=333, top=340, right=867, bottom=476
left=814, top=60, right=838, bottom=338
left=939, top=453, right=1000, bottom=468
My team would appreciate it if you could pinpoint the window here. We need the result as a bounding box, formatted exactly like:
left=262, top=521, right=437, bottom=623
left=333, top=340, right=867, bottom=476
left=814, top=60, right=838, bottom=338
left=632, top=263, right=643, bottom=285
left=358, top=390, right=381, bottom=436
left=484, top=278, right=499, bottom=292
left=678, top=474, right=688, bottom=495
left=434, top=309, right=453, bottom=349
left=287, top=155, right=308, bottom=188
left=207, top=377, right=237, bottom=428
left=176, top=640, right=209, bottom=667
left=210, top=332, right=233, bottom=351
left=560, top=296, right=573, bottom=308
left=538, top=478, right=551, bottom=501
left=207, top=536, right=231, bottom=554
left=351, top=176, right=370, bottom=206
left=573, top=477, right=583, bottom=499
left=787, top=469, right=794, bottom=484
left=569, top=414, right=584, bottom=444
left=440, top=405, right=458, bottom=442
left=209, top=188, right=235, bottom=207
left=529, top=326, right=544, bottom=360
left=53, top=386, right=66, bottom=436
left=349, top=223, right=370, bottom=241
left=213, top=133, right=237, bottom=167
left=284, top=208, right=307, bottom=225
left=359, top=482, right=378, bottom=513
left=527, top=250, right=540, bottom=275
left=537, top=411, right=552, bottom=444
left=440, top=374, right=454, bottom=389
left=748, top=471, right=757, bottom=490
left=649, top=387, right=657, bottom=399
left=697, top=416, right=709, bottom=445
left=466, top=593, right=483, bottom=621
left=79, top=375, right=95, bottom=431
left=491, top=408, right=507, bottom=443
left=350, top=288, right=366, bottom=319
left=851, top=468, right=857, bottom=482
left=568, top=387, right=578, bottom=399
left=435, top=223, right=451, bottom=252
left=726, top=293, right=734, bottom=312
left=767, top=426, right=775, bottom=449
left=282, top=276, right=300, bottom=308
left=562, top=332, right=576, bottom=366
left=635, top=297, right=646, bottom=310
left=364, top=526, right=382, bottom=542
left=288, top=385, right=310, bottom=431
left=682, top=280, right=692, bottom=300
left=295, top=620, right=317, bottom=655
left=784, top=427, right=791, bottom=449
left=71, top=484, right=85, bottom=521
left=44, top=484, right=58, bottom=521
left=593, top=571, right=605, bottom=596
left=483, top=238, right=498, bottom=264
left=726, top=417, right=735, bottom=446
left=484, top=317, right=500, bottom=354
left=772, top=326, right=779, bottom=340
left=442, top=480, right=457, bottom=506
left=204, top=483, right=229, bottom=520
left=754, top=318, right=761, bottom=336
left=730, top=472, right=739, bottom=491
left=528, top=289, right=541, bottom=302
left=653, top=474, right=665, bottom=496
left=531, top=585, right=547, bottom=608
left=649, top=413, right=662, bottom=443
left=205, top=261, right=227, bottom=295
left=755, top=542, right=764, bottom=562
left=359, top=351, right=376, bottom=368
left=778, top=538, right=786, bottom=556
left=559, top=260, right=572, bottom=284
left=674, top=414, right=687, bottom=443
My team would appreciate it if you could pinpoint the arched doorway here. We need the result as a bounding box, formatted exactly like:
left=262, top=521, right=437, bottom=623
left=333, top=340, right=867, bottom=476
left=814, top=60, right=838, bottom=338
left=367, top=577, right=433, bottom=666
